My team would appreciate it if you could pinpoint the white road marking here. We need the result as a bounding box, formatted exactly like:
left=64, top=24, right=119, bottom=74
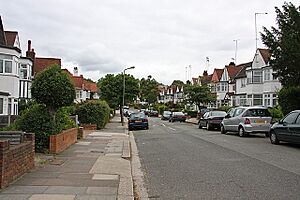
left=168, top=127, right=176, bottom=131
left=161, top=123, right=166, bottom=127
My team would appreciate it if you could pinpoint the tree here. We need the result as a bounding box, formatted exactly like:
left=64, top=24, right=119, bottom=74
left=139, top=76, right=160, bottom=104
left=185, top=85, right=216, bottom=110
left=31, top=65, right=76, bottom=113
left=261, top=2, right=300, bottom=87
left=171, top=80, right=185, bottom=87
left=97, top=73, right=139, bottom=113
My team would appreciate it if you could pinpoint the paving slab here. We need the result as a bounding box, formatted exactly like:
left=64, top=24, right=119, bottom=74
left=92, top=174, right=119, bottom=181
left=0, top=194, right=31, bottom=200
left=44, top=186, right=87, bottom=195
left=2, top=186, right=48, bottom=194
left=86, top=187, right=117, bottom=195
left=29, top=194, right=75, bottom=200
left=75, top=195, right=117, bottom=200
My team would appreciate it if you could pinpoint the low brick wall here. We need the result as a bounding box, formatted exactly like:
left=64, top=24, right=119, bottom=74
left=0, top=133, right=35, bottom=189
left=49, top=128, right=77, bottom=154
left=81, top=124, right=97, bottom=130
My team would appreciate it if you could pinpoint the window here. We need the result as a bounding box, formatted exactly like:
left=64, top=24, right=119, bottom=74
left=253, top=94, right=263, bottom=106
left=240, top=95, right=247, bottom=106
left=0, top=59, right=3, bottom=73
left=8, top=98, right=11, bottom=115
left=296, top=114, right=300, bottom=124
left=5, top=60, right=12, bottom=73
left=264, top=69, right=271, bottom=81
left=241, top=78, right=246, bottom=88
left=0, top=98, right=3, bottom=114
left=283, top=112, right=299, bottom=124
left=228, top=108, right=235, bottom=117
left=253, top=71, right=262, bottom=83
left=234, top=108, right=245, bottom=117
left=20, top=64, right=28, bottom=79
left=264, top=94, right=271, bottom=106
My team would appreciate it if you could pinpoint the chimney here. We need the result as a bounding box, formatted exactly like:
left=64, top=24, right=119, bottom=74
left=203, top=70, right=208, bottom=76
left=27, top=40, right=31, bottom=51
left=74, top=67, right=78, bottom=76
left=228, top=62, right=235, bottom=67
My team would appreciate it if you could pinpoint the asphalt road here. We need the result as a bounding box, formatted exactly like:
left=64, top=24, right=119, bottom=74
left=133, top=117, right=300, bottom=200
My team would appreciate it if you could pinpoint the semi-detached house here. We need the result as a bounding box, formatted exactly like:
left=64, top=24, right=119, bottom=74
left=233, top=49, right=281, bottom=107
left=0, top=17, right=33, bottom=116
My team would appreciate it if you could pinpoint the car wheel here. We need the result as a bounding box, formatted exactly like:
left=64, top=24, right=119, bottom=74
left=221, top=125, right=226, bottom=134
left=128, top=127, right=133, bottom=131
left=270, top=131, right=279, bottom=144
left=145, top=126, right=149, bottom=130
left=238, top=126, right=245, bottom=137
left=206, top=122, right=211, bottom=131
left=198, top=123, right=202, bottom=129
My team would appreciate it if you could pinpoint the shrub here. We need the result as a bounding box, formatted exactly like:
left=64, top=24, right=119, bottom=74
left=278, top=86, right=300, bottom=115
left=158, top=105, right=167, bottom=115
left=15, top=104, right=76, bottom=152
left=15, top=104, right=55, bottom=152
left=76, top=100, right=110, bottom=129
left=185, top=110, right=198, bottom=118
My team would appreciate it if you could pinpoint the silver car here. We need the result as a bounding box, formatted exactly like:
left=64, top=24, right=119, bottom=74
left=220, top=106, right=272, bottom=137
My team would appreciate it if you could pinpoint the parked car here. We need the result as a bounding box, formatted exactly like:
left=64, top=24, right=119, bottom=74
left=161, top=111, right=172, bottom=120
left=198, top=110, right=227, bottom=130
left=149, top=110, right=159, bottom=117
left=169, top=112, right=186, bottom=122
left=197, top=107, right=216, bottom=119
left=128, top=112, right=149, bottom=131
left=220, top=106, right=272, bottom=137
left=269, top=110, right=300, bottom=144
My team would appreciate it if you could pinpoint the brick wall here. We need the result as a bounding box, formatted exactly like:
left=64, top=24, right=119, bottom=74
left=49, top=128, right=77, bottom=154
left=81, top=124, right=97, bottom=130
left=0, top=133, right=35, bottom=189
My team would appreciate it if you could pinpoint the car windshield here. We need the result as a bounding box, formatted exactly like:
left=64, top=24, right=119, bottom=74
left=245, top=109, right=271, bottom=117
left=130, top=113, right=145, bottom=119
left=163, top=111, right=171, bottom=115
left=211, top=111, right=227, bottom=117
left=173, top=112, right=184, bottom=116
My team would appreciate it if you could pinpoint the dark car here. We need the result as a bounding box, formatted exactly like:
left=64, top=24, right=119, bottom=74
left=169, top=112, right=186, bottom=122
left=149, top=110, right=159, bottom=117
left=198, top=110, right=227, bottom=130
left=269, top=110, right=300, bottom=145
left=161, top=111, right=172, bottom=120
left=128, top=112, right=149, bottom=131
left=197, top=108, right=216, bottom=119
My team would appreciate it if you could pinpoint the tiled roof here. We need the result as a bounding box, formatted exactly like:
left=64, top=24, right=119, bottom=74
left=200, top=74, right=212, bottom=85
left=258, top=48, right=271, bottom=64
left=34, top=57, right=61, bottom=74
left=72, top=75, right=84, bottom=89
left=234, top=62, right=252, bottom=79
left=211, top=68, right=223, bottom=82
left=226, top=65, right=243, bottom=80
left=84, top=80, right=97, bottom=92
left=4, top=31, right=17, bottom=47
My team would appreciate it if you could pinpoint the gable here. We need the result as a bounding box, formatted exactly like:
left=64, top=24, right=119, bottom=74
left=252, top=49, right=269, bottom=69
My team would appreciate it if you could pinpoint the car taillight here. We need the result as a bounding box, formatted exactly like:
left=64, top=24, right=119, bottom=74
left=245, top=118, right=251, bottom=124
left=142, top=119, right=148, bottom=122
left=128, top=120, right=133, bottom=123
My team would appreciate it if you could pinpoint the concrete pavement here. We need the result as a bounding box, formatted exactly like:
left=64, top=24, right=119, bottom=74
left=0, top=114, right=137, bottom=200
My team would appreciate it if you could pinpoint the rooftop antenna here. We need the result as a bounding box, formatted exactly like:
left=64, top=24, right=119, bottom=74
left=205, top=57, right=210, bottom=71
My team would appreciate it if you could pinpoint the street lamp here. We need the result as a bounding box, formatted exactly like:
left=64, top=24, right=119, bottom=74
left=121, top=66, right=135, bottom=126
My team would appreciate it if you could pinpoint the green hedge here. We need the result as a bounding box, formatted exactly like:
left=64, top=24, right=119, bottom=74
left=278, top=86, right=300, bottom=115
left=185, top=110, right=198, bottom=118
left=75, top=100, right=110, bottom=129
left=15, top=104, right=76, bottom=152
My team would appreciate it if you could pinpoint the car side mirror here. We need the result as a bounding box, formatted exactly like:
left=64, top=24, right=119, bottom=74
left=225, top=114, right=231, bottom=118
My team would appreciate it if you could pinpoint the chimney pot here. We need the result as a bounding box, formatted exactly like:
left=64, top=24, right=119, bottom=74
left=28, top=40, right=31, bottom=51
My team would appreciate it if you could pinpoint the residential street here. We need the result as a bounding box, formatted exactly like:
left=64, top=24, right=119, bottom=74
left=133, top=117, right=300, bottom=200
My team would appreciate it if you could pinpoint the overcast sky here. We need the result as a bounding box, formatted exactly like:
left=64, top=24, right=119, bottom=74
left=0, top=0, right=297, bottom=85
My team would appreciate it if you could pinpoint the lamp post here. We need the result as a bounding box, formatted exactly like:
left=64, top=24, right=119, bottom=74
left=233, top=39, right=239, bottom=64
left=121, top=66, right=135, bottom=126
